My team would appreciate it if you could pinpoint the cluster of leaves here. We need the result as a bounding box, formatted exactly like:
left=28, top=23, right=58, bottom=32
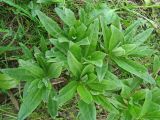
left=0, top=2, right=160, bottom=120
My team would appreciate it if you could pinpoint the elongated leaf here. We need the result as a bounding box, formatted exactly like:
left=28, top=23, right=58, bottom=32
left=81, top=64, right=94, bottom=77
left=121, top=44, right=137, bottom=55
left=78, top=100, right=96, bottom=120
left=40, top=37, right=48, bottom=53
left=76, top=37, right=90, bottom=46
left=55, top=8, right=76, bottom=26
left=120, top=84, right=132, bottom=98
left=139, top=89, right=152, bottom=118
left=125, top=20, right=141, bottom=35
left=85, top=51, right=106, bottom=67
left=128, top=46, right=155, bottom=57
left=0, top=73, right=18, bottom=89
left=144, top=111, right=160, bottom=119
left=77, top=84, right=93, bottom=104
left=106, top=113, right=119, bottom=120
left=23, top=80, right=37, bottom=98
left=67, top=51, right=82, bottom=77
left=102, top=8, right=121, bottom=29
left=128, top=103, right=141, bottom=119
left=124, top=20, right=141, bottom=43
left=47, top=62, right=62, bottom=79
left=76, top=23, right=87, bottom=39
left=57, top=81, right=78, bottom=106
left=112, top=47, right=125, bottom=57
left=132, top=89, right=146, bottom=101
left=50, top=38, right=68, bottom=55
left=88, top=79, right=121, bottom=91
left=18, top=59, right=44, bottom=78
left=84, top=20, right=99, bottom=56
left=113, top=57, right=155, bottom=84
left=36, top=10, right=62, bottom=37
left=109, top=25, right=124, bottom=51
left=100, top=16, right=111, bottom=51
left=69, top=42, right=82, bottom=60
left=48, top=89, right=58, bottom=119
left=96, top=64, right=107, bottom=81
left=18, top=84, right=44, bottom=120
left=153, top=55, right=160, bottom=75
left=19, top=43, right=33, bottom=59
left=132, top=28, right=153, bottom=46
left=93, top=95, right=118, bottom=113
left=105, top=70, right=122, bottom=89
left=1, top=68, right=36, bottom=81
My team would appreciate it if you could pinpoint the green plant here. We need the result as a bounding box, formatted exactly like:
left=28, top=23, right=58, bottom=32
left=0, top=2, right=160, bottom=120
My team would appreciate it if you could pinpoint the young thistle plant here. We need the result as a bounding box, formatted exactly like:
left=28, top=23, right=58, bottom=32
left=0, top=3, right=160, bottom=120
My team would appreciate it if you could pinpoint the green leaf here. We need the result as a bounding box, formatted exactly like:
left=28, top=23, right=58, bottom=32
left=109, top=25, right=124, bottom=51
left=18, top=83, right=44, bottom=120
left=120, top=84, right=132, bottom=98
left=124, top=20, right=141, bottom=43
left=40, top=37, right=48, bottom=53
left=88, top=79, right=121, bottom=91
left=121, top=44, right=137, bottom=55
left=0, top=73, right=19, bottom=89
left=67, top=51, right=82, bottom=77
left=112, top=47, right=125, bottom=57
left=34, top=48, right=48, bottom=72
left=81, top=64, right=95, bottom=77
left=18, top=59, right=44, bottom=78
left=76, top=23, right=87, bottom=39
left=128, top=46, right=155, bottom=57
left=128, top=103, right=141, bottom=119
left=153, top=55, right=160, bottom=75
left=125, top=20, right=141, bottom=36
left=50, top=38, right=68, bottom=55
left=103, top=8, right=121, bottom=29
left=76, top=37, right=90, bottom=46
left=108, top=96, right=126, bottom=109
left=1, top=67, right=36, bottom=81
left=19, top=43, right=33, bottom=59
left=106, top=113, right=119, bottom=120
left=77, top=84, right=93, bottom=104
left=152, top=87, right=160, bottom=105
left=132, top=89, right=146, bottom=101
left=84, top=20, right=99, bottom=56
left=105, top=70, right=122, bottom=89
left=36, top=10, right=62, bottom=37
left=100, top=16, right=111, bottom=51
left=93, top=95, right=118, bottom=113
left=69, top=42, right=82, bottom=60
left=55, top=8, right=76, bottom=26
left=96, top=64, right=107, bottom=81
left=113, top=57, right=155, bottom=84
left=144, top=111, right=160, bottom=119
left=139, top=89, right=152, bottom=118
left=57, top=81, right=78, bottom=106
left=85, top=51, right=106, bottom=67
left=47, top=62, right=62, bottom=79
left=48, top=88, right=58, bottom=119
left=78, top=100, right=96, bottom=120
left=132, top=28, right=153, bottom=46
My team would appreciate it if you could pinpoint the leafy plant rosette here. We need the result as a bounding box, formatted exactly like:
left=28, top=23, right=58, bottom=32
left=0, top=3, right=160, bottom=120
